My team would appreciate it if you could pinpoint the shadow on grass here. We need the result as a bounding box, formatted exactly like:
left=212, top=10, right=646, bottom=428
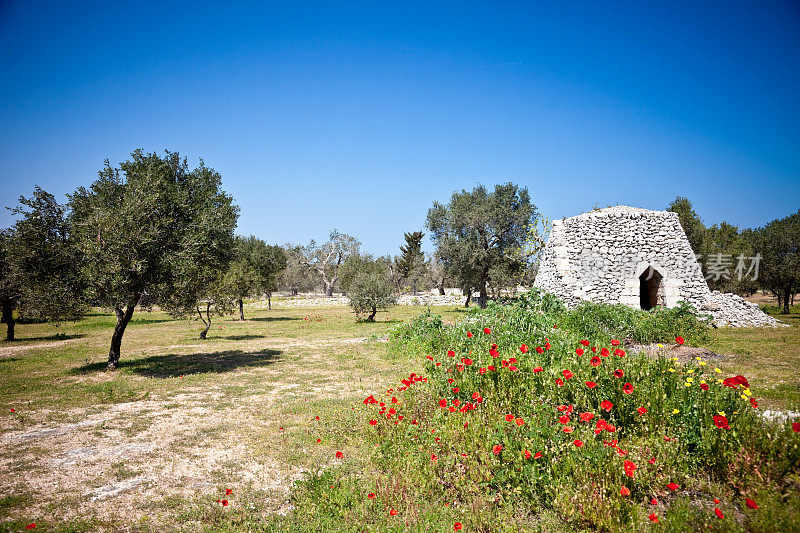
left=222, top=334, right=271, bottom=341
left=248, top=316, right=301, bottom=323
left=0, top=357, right=21, bottom=363
left=70, top=348, right=282, bottom=378
left=6, top=333, right=86, bottom=342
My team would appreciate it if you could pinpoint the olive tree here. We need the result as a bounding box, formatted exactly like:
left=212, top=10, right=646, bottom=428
left=339, top=255, right=396, bottom=321
left=0, top=187, right=86, bottom=341
left=70, top=150, right=239, bottom=366
left=426, top=183, right=537, bottom=308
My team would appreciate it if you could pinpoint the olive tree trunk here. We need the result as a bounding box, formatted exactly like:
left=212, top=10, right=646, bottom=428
left=107, top=293, right=140, bottom=369
left=2, top=305, right=14, bottom=342
left=238, top=298, right=245, bottom=320
left=197, top=303, right=212, bottom=339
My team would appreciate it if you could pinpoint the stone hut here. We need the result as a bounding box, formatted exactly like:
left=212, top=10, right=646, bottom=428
left=533, top=206, right=781, bottom=327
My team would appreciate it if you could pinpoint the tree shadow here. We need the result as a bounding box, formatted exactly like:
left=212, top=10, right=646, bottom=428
left=248, top=316, right=301, bottom=323
left=222, top=334, right=270, bottom=341
left=9, top=333, right=86, bottom=342
left=70, top=348, right=282, bottom=378
left=0, top=357, right=21, bottom=363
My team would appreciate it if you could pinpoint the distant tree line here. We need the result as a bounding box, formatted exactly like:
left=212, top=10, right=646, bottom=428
left=668, top=196, right=799, bottom=313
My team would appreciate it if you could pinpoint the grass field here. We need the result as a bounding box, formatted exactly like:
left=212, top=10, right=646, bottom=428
left=0, top=300, right=797, bottom=531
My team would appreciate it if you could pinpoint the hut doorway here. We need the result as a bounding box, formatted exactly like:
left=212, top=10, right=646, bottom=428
left=639, top=266, right=663, bottom=310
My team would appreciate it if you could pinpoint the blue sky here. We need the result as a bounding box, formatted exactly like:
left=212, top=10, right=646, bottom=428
left=1, top=1, right=798, bottom=255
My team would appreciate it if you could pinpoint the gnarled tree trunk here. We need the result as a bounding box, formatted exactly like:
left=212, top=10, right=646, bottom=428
left=367, top=305, right=377, bottom=322
left=238, top=298, right=245, bottom=320
left=107, top=293, right=140, bottom=369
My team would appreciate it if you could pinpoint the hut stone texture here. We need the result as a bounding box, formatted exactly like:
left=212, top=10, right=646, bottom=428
left=533, top=206, right=781, bottom=327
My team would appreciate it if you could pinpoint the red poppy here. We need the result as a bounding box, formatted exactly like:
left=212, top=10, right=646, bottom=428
left=613, top=369, right=624, bottom=378
left=576, top=348, right=584, bottom=356
left=601, top=400, right=613, bottom=412
left=534, top=451, right=543, bottom=459
left=579, top=412, right=594, bottom=422
left=25, top=525, right=35, bottom=530
left=536, top=346, right=544, bottom=354
left=556, top=378, right=564, bottom=387
left=580, top=339, right=590, bottom=346
left=484, top=328, right=491, bottom=334
left=620, top=486, right=631, bottom=497
left=714, top=508, right=724, bottom=519
left=488, top=365, right=496, bottom=371
left=545, top=342, right=551, bottom=350
left=590, top=356, right=601, bottom=367
left=452, top=399, right=460, bottom=407
left=505, top=414, right=514, bottom=422
left=600, top=348, right=610, bottom=357
left=700, top=383, right=710, bottom=391
left=573, top=439, right=584, bottom=447
left=10, top=409, right=15, bottom=413
left=648, top=457, right=656, bottom=464
left=316, top=438, right=322, bottom=443
left=447, top=350, right=456, bottom=357
left=454, top=523, right=463, bottom=531
left=467, top=331, right=473, bottom=338
left=563, top=426, right=574, bottom=433
left=520, top=344, right=529, bottom=353
left=637, top=407, right=647, bottom=415
left=666, top=483, right=679, bottom=491
left=745, top=498, right=758, bottom=510
left=648, top=513, right=659, bottom=523
left=559, top=415, right=570, bottom=424
left=515, top=418, right=524, bottom=426
left=750, top=398, right=758, bottom=409
left=390, top=509, right=398, bottom=516
left=651, top=498, right=658, bottom=505
left=713, top=415, right=730, bottom=429
left=611, top=339, right=620, bottom=346
left=479, top=367, right=487, bottom=375
left=623, top=382, right=633, bottom=394
left=431, top=453, right=438, bottom=461
left=533, top=366, right=543, bottom=373
left=493, top=444, right=503, bottom=455
left=713, top=498, right=719, bottom=504
left=222, top=499, right=229, bottom=506
left=226, top=488, right=233, bottom=495
left=623, top=460, right=636, bottom=478
left=562, top=369, right=573, bottom=380
left=734, top=375, right=749, bottom=388
left=793, top=422, right=800, bottom=433
left=615, top=348, right=626, bottom=357
left=675, top=336, right=684, bottom=345
left=335, top=451, right=344, bottom=459
left=489, top=348, right=499, bottom=358
left=439, top=399, right=447, bottom=408
left=368, top=492, right=376, bottom=499
left=586, top=381, right=597, bottom=388
left=452, top=387, right=459, bottom=393
left=524, top=449, right=532, bottom=459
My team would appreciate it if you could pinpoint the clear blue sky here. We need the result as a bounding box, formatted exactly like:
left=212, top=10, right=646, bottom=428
left=1, top=1, right=798, bottom=255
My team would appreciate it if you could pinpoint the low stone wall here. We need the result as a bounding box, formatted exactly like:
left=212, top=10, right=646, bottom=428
left=699, top=291, right=786, bottom=327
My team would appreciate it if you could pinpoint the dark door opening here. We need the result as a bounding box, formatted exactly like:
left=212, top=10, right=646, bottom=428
left=639, top=266, right=663, bottom=310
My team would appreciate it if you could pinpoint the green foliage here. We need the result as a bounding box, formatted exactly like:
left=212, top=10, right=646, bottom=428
left=339, top=255, right=396, bottom=321
left=224, top=236, right=286, bottom=308
left=753, top=209, right=800, bottom=313
left=427, top=183, right=537, bottom=306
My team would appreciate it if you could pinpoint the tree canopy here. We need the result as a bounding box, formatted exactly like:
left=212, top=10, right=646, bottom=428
left=224, top=236, right=287, bottom=318
left=339, top=255, right=396, bottom=321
